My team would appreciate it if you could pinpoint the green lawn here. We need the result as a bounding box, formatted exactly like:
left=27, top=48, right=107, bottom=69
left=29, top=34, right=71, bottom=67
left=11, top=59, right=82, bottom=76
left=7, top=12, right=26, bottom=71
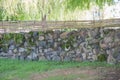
left=0, top=58, right=120, bottom=80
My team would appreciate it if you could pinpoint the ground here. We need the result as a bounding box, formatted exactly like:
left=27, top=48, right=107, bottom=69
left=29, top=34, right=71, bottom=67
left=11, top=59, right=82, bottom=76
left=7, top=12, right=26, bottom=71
left=30, top=67, right=120, bottom=80
left=0, top=59, right=120, bottom=80
left=30, top=68, right=97, bottom=80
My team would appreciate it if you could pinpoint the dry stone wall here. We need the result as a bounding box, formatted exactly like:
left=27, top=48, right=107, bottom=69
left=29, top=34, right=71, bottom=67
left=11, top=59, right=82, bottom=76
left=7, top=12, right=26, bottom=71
left=0, top=28, right=120, bottom=63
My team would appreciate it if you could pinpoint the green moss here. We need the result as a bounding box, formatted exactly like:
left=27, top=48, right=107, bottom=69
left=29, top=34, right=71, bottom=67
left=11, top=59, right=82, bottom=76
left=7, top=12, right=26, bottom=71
left=97, top=54, right=107, bottom=62
left=61, top=35, right=75, bottom=50
left=14, top=34, right=24, bottom=44
left=1, top=33, right=24, bottom=44
left=29, top=31, right=34, bottom=37
left=38, top=31, right=44, bottom=35
left=2, top=45, right=8, bottom=52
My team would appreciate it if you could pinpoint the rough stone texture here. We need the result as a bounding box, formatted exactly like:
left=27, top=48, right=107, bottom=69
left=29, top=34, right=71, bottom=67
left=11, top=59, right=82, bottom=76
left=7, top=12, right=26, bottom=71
left=0, top=28, right=120, bottom=63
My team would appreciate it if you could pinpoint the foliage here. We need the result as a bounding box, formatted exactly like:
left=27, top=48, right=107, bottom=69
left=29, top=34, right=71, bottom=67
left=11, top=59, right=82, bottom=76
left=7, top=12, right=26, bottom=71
left=0, top=0, right=66, bottom=21
left=1, top=33, right=24, bottom=44
left=66, top=0, right=114, bottom=10
left=97, top=54, right=107, bottom=62
left=0, top=0, right=115, bottom=21
left=61, top=35, right=75, bottom=50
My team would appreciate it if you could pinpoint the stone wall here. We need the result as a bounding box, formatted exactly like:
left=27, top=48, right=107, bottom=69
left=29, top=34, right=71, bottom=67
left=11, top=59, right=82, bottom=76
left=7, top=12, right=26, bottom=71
left=0, top=28, right=120, bottom=63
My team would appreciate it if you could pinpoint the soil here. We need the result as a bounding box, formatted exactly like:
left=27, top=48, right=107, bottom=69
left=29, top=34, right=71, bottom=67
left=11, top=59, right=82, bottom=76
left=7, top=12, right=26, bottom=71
left=101, top=68, right=120, bottom=80
left=30, top=67, right=120, bottom=80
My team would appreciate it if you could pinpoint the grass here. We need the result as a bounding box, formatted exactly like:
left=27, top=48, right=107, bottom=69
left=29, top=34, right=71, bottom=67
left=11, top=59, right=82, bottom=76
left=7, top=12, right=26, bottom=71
left=43, top=74, right=89, bottom=80
left=0, top=58, right=120, bottom=80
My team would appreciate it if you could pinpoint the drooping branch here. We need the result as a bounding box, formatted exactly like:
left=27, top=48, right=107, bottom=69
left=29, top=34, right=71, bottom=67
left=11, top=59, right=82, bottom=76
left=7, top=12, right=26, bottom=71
left=66, top=0, right=114, bottom=10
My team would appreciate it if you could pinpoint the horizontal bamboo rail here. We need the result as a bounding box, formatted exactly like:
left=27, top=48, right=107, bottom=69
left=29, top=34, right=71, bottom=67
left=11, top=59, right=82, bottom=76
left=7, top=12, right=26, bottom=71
left=0, top=18, right=120, bottom=33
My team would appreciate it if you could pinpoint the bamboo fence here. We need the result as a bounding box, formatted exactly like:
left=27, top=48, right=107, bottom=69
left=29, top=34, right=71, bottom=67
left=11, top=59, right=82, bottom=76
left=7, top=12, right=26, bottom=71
left=0, top=18, right=120, bottom=33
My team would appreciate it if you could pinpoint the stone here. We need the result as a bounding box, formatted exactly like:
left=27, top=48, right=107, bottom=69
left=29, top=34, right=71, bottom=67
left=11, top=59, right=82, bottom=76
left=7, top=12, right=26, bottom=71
left=64, top=56, right=71, bottom=61
left=104, top=37, right=113, bottom=43
left=31, top=47, right=36, bottom=50
left=100, top=28, right=104, bottom=37
left=60, top=32, right=69, bottom=39
left=116, top=53, right=120, bottom=62
left=40, top=53, right=44, bottom=56
left=87, top=55, right=93, bottom=61
left=73, top=43, right=78, bottom=48
left=39, top=35, right=44, bottom=41
left=82, top=53, right=87, bottom=61
left=0, top=48, right=2, bottom=52
left=27, top=52, right=39, bottom=61
left=83, top=47, right=90, bottom=53
left=47, top=39, right=54, bottom=47
left=9, top=45, right=15, bottom=50
left=39, top=56, right=46, bottom=61
left=33, top=32, right=38, bottom=37
left=106, top=49, right=113, bottom=55
left=39, top=49, right=43, bottom=53
left=54, top=42, right=58, bottom=48
left=88, top=39, right=99, bottom=45
left=8, top=50, right=13, bottom=54
left=48, top=48, right=53, bottom=52
left=92, top=54, right=97, bottom=61
left=51, top=51, right=58, bottom=56
left=67, top=31, right=77, bottom=36
left=71, top=54, right=76, bottom=58
left=94, top=33, right=100, bottom=39
left=63, top=39, right=68, bottom=43
left=115, top=31, right=120, bottom=39
left=107, top=53, right=116, bottom=64
left=45, top=55, right=51, bottom=60
left=39, top=41, right=46, bottom=48
left=25, top=33, right=31, bottom=39
left=88, top=52, right=93, bottom=56
left=18, top=56, right=26, bottom=60
left=58, top=47, right=62, bottom=51
left=89, top=29, right=99, bottom=38
left=48, top=33, right=53, bottom=40
left=93, top=48, right=98, bottom=54
left=79, top=30, right=88, bottom=38
left=17, top=53, right=25, bottom=60
left=99, top=41, right=108, bottom=49
left=60, top=51, right=65, bottom=56
left=35, top=48, right=39, bottom=54
left=18, top=48, right=25, bottom=53
left=24, top=42, right=28, bottom=47
left=52, top=55, right=61, bottom=61
left=68, top=51, right=75, bottom=55
left=57, top=38, right=61, bottom=41
left=74, top=57, right=82, bottom=62
left=80, top=42, right=88, bottom=47
left=0, top=52, right=7, bottom=57
left=13, top=49, right=17, bottom=53
left=12, top=54, right=18, bottom=59
left=44, top=49, right=48, bottom=53
left=35, top=41, right=39, bottom=47
left=76, top=49, right=80, bottom=54
left=78, top=36, right=85, bottom=44
left=0, top=29, right=120, bottom=62
left=9, top=40, right=14, bottom=45
left=53, top=32, right=60, bottom=39
left=64, top=46, right=70, bottom=51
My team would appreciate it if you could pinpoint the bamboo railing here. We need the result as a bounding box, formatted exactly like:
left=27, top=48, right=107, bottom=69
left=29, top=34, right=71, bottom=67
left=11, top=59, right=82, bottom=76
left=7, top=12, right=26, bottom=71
left=0, top=18, right=120, bottom=33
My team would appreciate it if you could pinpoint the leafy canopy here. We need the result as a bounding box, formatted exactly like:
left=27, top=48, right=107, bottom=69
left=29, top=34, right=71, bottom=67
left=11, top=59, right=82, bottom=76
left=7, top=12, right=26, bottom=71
left=66, top=0, right=114, bottom=10
left=0, top=0, right=114, bottom=21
